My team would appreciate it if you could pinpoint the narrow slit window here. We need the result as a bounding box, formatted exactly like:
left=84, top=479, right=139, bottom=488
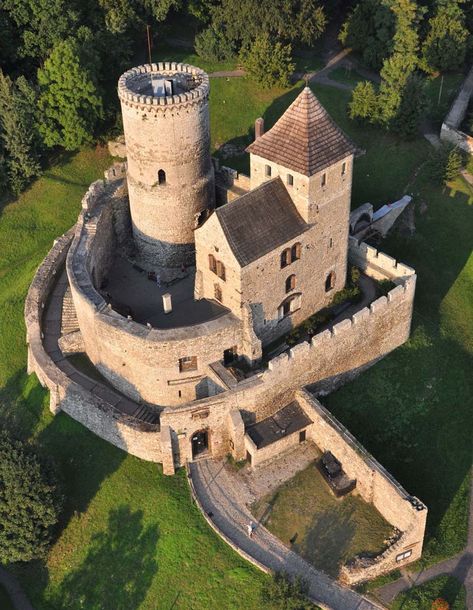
left=341, top=162, right=347, bottom=176
left=287, top=173, right=294, bottom=186
left=321, top=172, right=327, bottom=187
left=325, top=271, right=335, bottom=292
left=158, top=169, right=166, bottom=185
left=265, top=164, right=272, bottom=177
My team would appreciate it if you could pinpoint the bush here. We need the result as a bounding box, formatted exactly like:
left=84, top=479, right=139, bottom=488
left=195, top=26, right=235, bottom=62
left=261, top=571, right=318, bottom=609
left=240, top=34, right=294, bottom=89
left=0, top=431, right=62, bottom=563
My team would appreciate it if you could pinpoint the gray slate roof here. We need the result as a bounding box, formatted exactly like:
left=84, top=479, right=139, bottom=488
left=246, top=87, right=358, bottom=176
left=216, top=178, right=308, bottom=267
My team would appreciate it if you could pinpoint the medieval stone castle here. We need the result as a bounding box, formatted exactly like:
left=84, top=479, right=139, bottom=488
left=25, top=62, right=427, bottom=584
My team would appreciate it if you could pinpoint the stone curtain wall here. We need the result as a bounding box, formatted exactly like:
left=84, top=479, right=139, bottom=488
left=67, top=180, right=245, bottom=406
left=25, top=229, right=162, bottom=462
left=440, top=64, right=473, bottom=154
left=296, top=390, right=427, bottom=584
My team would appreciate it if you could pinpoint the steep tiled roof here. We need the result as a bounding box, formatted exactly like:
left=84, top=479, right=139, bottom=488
left=246, top=87, right=357, bottom=176
left=215, top=178, right=308, bottom=267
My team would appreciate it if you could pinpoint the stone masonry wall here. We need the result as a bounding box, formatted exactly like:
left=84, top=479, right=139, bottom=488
left=296, top=390, right=427, bottom=584
left=68, top=179, right=246, bottom=406
left=440, top=64, right=473, bottom=154
left=119, top=63, right=215, bottom=271
left=25, top=230, right=162, bottom=462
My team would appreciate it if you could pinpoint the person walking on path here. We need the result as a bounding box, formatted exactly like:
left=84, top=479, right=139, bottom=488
left=247, top=521, right=255, bottom=538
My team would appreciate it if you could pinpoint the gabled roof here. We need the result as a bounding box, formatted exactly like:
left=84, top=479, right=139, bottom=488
left=215, top=178, right=308, bottom=267
left=246, top=87, right=358, bottom=176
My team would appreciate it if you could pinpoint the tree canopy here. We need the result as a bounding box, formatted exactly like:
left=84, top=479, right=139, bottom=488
left=0, top=432, right=61, bottom=563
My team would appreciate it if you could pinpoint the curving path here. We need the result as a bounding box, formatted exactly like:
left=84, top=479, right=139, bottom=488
left=189, top=458, right=384, bottom=610
left=0, top=567, right=34, bottom=610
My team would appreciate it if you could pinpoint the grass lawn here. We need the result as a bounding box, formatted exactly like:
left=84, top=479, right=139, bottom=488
left=328, top=66, right=373, bottom=87
left=390, top=575, right=466, bottom=610
left=252, top=462, right=393, bottom=577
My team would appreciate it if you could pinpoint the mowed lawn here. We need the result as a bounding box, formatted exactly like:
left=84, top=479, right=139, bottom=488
left=0, top=71, right=470, bottom=609
left=252, top=463, right=394, bottom=577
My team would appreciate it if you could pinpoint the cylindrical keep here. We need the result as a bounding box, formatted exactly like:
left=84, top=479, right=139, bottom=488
left=118, top=63, right=215, bottom=274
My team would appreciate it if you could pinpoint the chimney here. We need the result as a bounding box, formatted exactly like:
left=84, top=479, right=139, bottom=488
left=255, top=117, right=264, bottom=139
left=162, top=293, right=172, bottom=314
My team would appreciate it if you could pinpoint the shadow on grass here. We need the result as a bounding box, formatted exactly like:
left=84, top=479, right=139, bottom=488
left=294, top=507, right=356, bottom=577
left=51, top=506, right=159, bottom=610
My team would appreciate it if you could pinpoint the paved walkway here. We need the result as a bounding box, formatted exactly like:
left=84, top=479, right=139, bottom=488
left=189, top=458, right=384, bottom=610
left=375, top=468, right=473, bottom=607
left=0, top=567, right=34, bottom=610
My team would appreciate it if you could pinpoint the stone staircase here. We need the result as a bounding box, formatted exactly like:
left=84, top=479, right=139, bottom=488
left=61, top=286, right=80, bottom=336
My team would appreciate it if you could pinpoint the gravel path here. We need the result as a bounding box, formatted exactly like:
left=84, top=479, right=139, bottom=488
left=0, top=567, right=34, bottom=610
left=189, top=458, right=384, bottom=610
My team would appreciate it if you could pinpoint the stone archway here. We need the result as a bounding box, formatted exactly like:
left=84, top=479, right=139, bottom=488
left=191, top=429, right=210, bottom=459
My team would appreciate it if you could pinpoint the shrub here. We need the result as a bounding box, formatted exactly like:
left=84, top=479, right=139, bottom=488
left=261, top=571, right=318, bottom=609
left=431, top=599, right=450, bottom=610
left=427, top=143, right=464, bottom=185
left=0, top=431, right=62, bottom=563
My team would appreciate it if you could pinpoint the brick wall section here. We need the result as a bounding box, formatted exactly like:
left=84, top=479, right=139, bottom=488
left=24, top=230, right=162, bottom=462
left=296, top=390, right=427, bottom=584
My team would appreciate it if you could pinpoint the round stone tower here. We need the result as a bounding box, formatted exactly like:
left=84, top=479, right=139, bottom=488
left=118, top=63, right=215, bottom=276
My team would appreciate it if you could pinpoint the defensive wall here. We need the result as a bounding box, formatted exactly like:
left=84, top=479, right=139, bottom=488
left=24, top=230, right=162, bottom=463
left=440, top=64, right=473, bottom=153
left=296, top=390, right=427, bottom=584
left=67, top=178, right=246, bottom=407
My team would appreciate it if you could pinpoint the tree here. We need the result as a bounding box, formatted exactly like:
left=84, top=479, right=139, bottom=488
left=0, top=70, right=42, bottom=194
left=339, top=0, right=396, bottom=70
left=391, top=72, right=429, bottom=138
left=421, top=0, right=470, bottom=74
left=2, top=0, right=79, bottom=61
left=261, top=572, right=317, bottom=609
left=427, top=143, right=464, bottom=184
left=0, top=432, right=61, bottom=563
left=349, top=80, right=379, bottom=122
left=240, top=34, right=294, bottom=89
left=38, top=38, right=103, bottom=150
left=195, top=25, right=235, bottom=61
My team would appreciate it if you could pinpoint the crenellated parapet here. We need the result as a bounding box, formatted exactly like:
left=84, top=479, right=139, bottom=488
left=117, top=63, right=210, bottom=113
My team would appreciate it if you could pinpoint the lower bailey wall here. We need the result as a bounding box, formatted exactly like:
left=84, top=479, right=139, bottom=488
left=24, top=230, right=162, bottom=463
left=296, top=390, right=427, bottom=584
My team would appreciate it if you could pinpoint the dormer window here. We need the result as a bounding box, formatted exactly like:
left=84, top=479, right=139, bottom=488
left=265, top=165, right=272, bottom=177
left=158, top=169, right=166, bottom=185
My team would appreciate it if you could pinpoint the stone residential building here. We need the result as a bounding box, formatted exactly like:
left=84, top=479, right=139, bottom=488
left=25, top=62, right=427, bottom=584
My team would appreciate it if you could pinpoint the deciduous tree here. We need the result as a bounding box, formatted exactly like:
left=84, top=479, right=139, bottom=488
left=240, top=34, right=295, bottom=89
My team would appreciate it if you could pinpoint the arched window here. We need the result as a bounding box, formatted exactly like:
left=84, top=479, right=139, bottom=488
left=217, top=261, right=226, bottom=281
left=214, top=283, right=222, bottom=303
left=278, top=293, right=301, bottom=319
left=291, top=242, right=301, bottom=261
left=285, top=274, right=296, bottom=293
left=208, top=254, right=217, bottom=273
left=280, top=248, right=291, bottom=269
left=325, top=271, right=335, bottom=292
left=158, top=169, right=166, bottom=185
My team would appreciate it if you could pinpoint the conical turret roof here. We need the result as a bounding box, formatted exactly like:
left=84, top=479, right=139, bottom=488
left=246, top=87, right=358, bottom=176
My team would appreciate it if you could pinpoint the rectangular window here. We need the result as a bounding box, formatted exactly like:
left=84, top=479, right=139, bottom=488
left=329, top=237, right=333, bottom=248
left=321, top=173, right=327, bottom=187
left=214, top=283, right=222, bottom=303
left=287, top=173, right=294, bottom=186
left=299, top=430, right=306, bottom=443
left=342, top=162, right=347, bottom=176
left=179, top=356, right=197, bottom=372
left=265, top=164, right=272, bottom=177
left=396, top=549, right=413, bottom=562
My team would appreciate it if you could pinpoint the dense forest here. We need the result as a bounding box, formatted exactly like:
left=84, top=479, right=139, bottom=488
left=0, top=0, right=472, bottom=196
